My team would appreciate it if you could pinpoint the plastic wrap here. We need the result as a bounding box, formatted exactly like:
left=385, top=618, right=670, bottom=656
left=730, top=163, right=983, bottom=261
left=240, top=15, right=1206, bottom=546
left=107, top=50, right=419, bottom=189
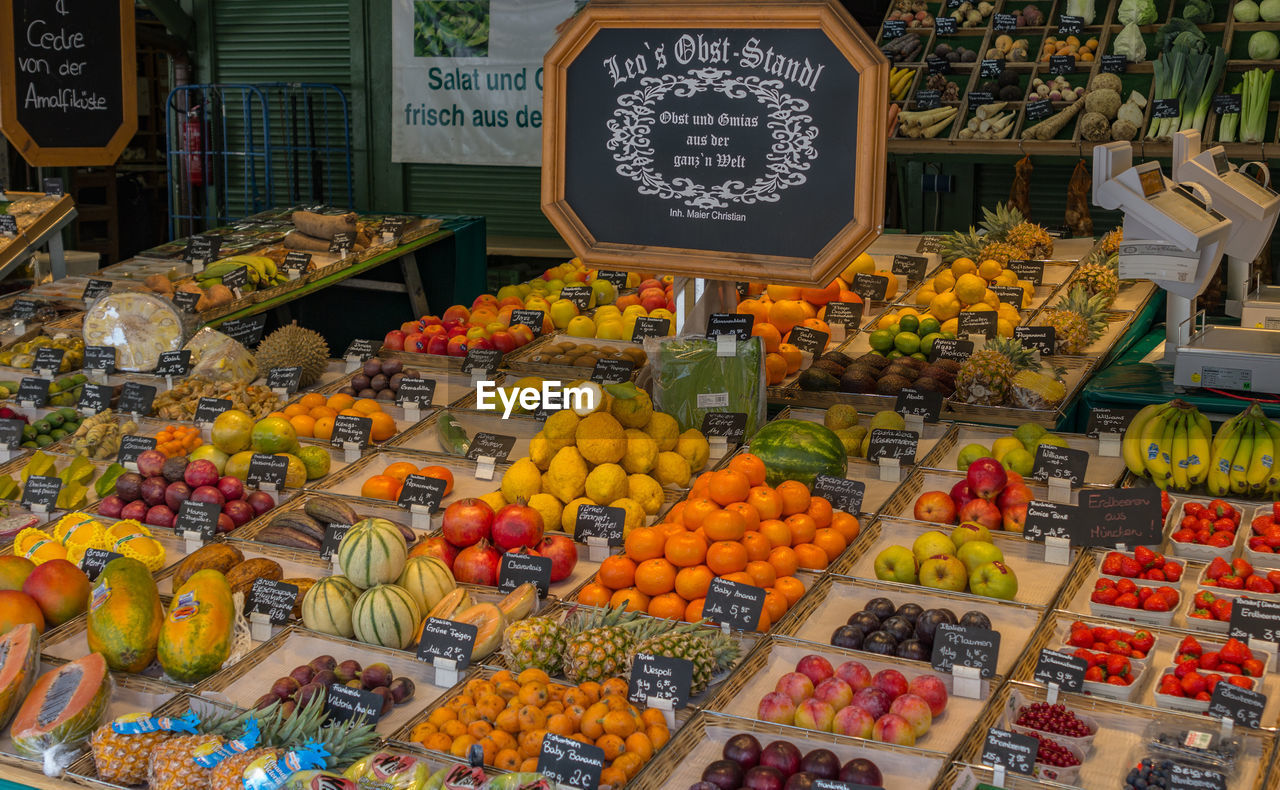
left=186, top=327, right=258, bottom=383
left=644, top=335, right=766, bottom=435
left=1143, top=719, right=1241, bottom=771
left=1066, top=159, right=1094, bottom=237
left=82, top=292, right=190, bottom=372
left=343, top=751, right=436, bottom=788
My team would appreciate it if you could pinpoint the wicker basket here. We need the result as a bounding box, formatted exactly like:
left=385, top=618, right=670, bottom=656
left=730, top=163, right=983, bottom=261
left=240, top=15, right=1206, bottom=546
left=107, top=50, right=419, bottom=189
left=922, top=422, right=1128, bottom=487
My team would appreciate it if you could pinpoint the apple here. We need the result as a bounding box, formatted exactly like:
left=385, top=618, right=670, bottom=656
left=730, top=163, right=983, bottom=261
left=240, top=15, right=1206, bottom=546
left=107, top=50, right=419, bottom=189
left=956, top=541, right=1004, bottom=574
left=425, top=334, right=449, bottom=355
left=470, top=337, right=495, bottom=351
left=872, top=713, right=916, bottom=746
left=851, top=687, right=892, bottom=720
left=969, top=560, right=1019, bottom=600
left=919, top=555, right=968, bottom=592
left=951, top=522, right=991, bottom=548
left=835, top=660, right=872, bottom=692
left=490, top=331, right=517, bottom=354
left=950, top=479, right=977, bottom=509
left=445, top=336, right=469, bottom=357
left=831, top=704, right=875, bottom=739
left=871, top=669, right=910, bottom=700
left=756, top=692, right=797, bottom=725
left=996, top=483, right=1033, bottom=512
left=1002, top=504, right=1027, bottom=533
left=383, top=330, right=405, bottom=351
left=873, top=546, right=918, bottom=585
left=889, top=694, right=933, bottom=737
left=912, top=531, right=956, bottom=565
left=796, top=655, right=835, bottom=686
left=908, top=675, right=949, bottom=717
left=966, top=457, right=1008, bottom=500
left=957, top=498, right=1002, bottom=530
left=774, top=672, right=815, bottom=704
left=793, top=698, right=835, bottom=732
left=913, top=491, right=958, bottom=524
left=812, top=678, right=854, bottom=710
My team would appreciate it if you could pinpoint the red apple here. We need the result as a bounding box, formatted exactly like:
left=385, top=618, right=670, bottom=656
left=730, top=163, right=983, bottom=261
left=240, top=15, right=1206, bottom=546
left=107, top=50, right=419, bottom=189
left=383, top=330, right=405, bottom=351
left=490, top=331, right=517, bottom=354
left=966, top=457, right=1008, bottom=500
left=912, top=491, right=957, bottom=525
left=441, top=305, right=470, bottom=324
left=404, top=333, right=427, bottom=353
left=445, top=336, right=469, bottom=357
left=469, top=337, right=496, bottom=351
left=425, top=334, right=449, bottom=355
left=1002, top=504, right=1027, bottom=533
left=950, top=479, right=977, bottom=509
left=957, top=498, right=1002, bottom=530
left=996, top=483, right=1033, bottom=512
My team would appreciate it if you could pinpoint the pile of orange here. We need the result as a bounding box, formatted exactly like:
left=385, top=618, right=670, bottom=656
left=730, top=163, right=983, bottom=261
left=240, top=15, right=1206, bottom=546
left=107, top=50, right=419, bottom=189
left=577, top=452, right=861, bottom=631
left=737, top=282, right=870, bottom=385
left=409, top=669, right=668, bottom=788
left=360, top=460, right=455, bottom=501
left=275, top=392, right=398, bottom=442
left=153, top=424, right=203, bottom=458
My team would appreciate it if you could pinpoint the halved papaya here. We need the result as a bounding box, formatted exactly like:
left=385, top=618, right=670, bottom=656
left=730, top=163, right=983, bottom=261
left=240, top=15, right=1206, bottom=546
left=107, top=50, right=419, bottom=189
left=10, top=652, right=111, bottom=768
left=0, top=623, right=38, bottom=729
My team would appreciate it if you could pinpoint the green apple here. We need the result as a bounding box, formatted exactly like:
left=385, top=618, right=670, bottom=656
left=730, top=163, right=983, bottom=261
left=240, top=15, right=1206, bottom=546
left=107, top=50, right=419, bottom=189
left=991, top=436, right=1024, bottom=462
left=874, top=545, right=918, bottom=585
left=919, top=555, right=968, bottom=592
left=969, top=560, right=1019, bottom=600
left=1002, top=447, right=1034, bottom=477
left=957, top=540, right=1004, bottom=574
left=1013, top=422, right=1047, bottom=451
left=912, top=530, right=957, bottom=565
left=951, top=521, right=992, bottom=549
left=956, top=443, right=993, bottom=471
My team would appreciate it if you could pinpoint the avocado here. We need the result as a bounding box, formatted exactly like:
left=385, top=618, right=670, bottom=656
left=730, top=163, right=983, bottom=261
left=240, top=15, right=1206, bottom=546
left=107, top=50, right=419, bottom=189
left=798, top=368, right=840, bottom=392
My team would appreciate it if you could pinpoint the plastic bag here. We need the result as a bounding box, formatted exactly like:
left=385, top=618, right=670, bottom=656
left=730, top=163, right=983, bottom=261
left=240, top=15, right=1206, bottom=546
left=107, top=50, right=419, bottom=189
left=1066, top=159, right=1094, bottom=237
left=644, top=335, right=766, bottom=436
left=343, top=751, right=435, bottom=789
left=185, top=327, right=257, bottom=383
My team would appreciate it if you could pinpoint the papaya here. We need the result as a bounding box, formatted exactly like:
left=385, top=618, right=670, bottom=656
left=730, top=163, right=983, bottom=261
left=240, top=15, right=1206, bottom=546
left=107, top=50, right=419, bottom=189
left=11, top=652, right=111, bottom=763
left=86, top=558, right=162, bottom=673
left=158, top=569, right=234, bottom=683
left=0, top=623, right=39, bottom=729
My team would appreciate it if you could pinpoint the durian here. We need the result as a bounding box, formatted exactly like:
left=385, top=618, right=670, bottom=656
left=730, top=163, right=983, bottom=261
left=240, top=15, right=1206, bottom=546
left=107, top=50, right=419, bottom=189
left=254, top=322, right=329, bottom=388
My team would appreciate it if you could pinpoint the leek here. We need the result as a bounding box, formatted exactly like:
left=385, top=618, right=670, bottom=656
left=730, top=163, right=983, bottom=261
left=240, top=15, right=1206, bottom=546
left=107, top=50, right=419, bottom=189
left=1218, top=83, right=1242, bottom=143
left=1241, top=68, right=1274, bottom=144
left=1185, top=47, right=1225, bottom=132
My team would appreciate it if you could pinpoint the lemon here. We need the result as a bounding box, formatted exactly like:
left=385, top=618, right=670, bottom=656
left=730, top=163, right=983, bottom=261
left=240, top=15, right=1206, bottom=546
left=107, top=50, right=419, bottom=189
left=585, top=463, right=628, bottom=505
left=527, top=493, right=563, bottom=535
left=622, top=429, right=659, bottom=475
left=298, top=446, right=331, bottom=479
left=529, top=432, right=554, bottom=470
left=676, top=429, right=711, bottom=473
left=610, top=389, right=653, bottom=429
left=612, top=497, right=647, bottom=536
left=929, top=291, right=961, bottom=321
left=643, top=412, right=679, bottom=452
left=566, top=316, right=596, bottom=337
left=479, top=490, right=508, bottom=512
left=627, top=473, right=665, bottom=515
left=914, top=287, right=936, bottom=306
left=653, top=450, right=692, bottom=487
left=978, top=259, right=1003, bottom=281
left=932, top=270, right=956, bottom=292
left=575, top=412, right=626, bottom=465
left=544, top=446, right=588, bottom=502
left=543, top=409, right=580, bottom=443
left=501, top=458, right=543, bottom=502
left=950, top=258, right=977, bottom=277
left=954, top=273, right=987, bottom=305
left=560, top=496, right=596, bottom=531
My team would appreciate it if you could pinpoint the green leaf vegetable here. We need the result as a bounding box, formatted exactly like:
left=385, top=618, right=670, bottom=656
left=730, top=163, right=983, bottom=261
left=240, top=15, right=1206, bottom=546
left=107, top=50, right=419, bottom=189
left=1118, top=0, right=1158, bottom=25
left=1114, top=23, right=1148, bottom=62
left=1217, top=84, right=1242, bottom=144
left=1183, top=0, right=1213, bottom=23
left=1156, top=18, right=1206, bottom=54
left=1065, top=0, right=1096, bottom=24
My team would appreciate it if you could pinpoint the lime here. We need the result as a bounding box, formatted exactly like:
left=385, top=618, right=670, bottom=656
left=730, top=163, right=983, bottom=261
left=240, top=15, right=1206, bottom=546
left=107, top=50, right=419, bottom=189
left=898, top=314, right=920, bottom=334
left=869, top=329, right=895, bottom=353
left=885, top=350, right=904, bottom=360
left=911, top=352, right=928, bottom=361
left=918, top=317, right=941, bottom=336
left=893, top=331, right=921, bottom=355
left=941, top=330, right=956, bottom=340
left=920, top=332, right=941, bottom=355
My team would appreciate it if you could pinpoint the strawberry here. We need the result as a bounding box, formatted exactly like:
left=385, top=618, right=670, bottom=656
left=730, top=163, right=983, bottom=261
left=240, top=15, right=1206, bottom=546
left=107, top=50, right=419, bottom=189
left=1138, top=587, right=1153, bottom=602
left=1067, top=628, right=1093, bottom=648
left=1211, top=598, right=1234, bottom=621
left=1165, top=561, right=1184, bottom=581
left=1209, top=499, right=1232, bottom=519
left=1100, top=552, right=1124, bottom=576
left=1095, top=627, right=1121, bottom=642
left=1220, top=638, right=1253, bottom=665
left=1204, top=673, right=1223, bottom=692
left=1206, top=556, right=1231, bottom=580
left=1219, top=663, right=1242, bottom=676
left=1156, top=586, right=1180, bottom=607
left=1217, top=574, right=1245, bottom=590
left=1227, top=676, right=1255, bottom=690
left=1114, top=593, right=1140, bottom=609
left=1268, top=571, right=1280, bottom=588
left=1107, top=675, right=1130, bottom=686
left=1119, top=556, right=1142, bottom=578
left=1143, top=594, right=1171, bottom=612
left=1246, top=575, right=1275, bottom=594
left=1084, top=665, right=1104, bottom=682
left=1243, top=658, right=1265, bottom=678
left=1091, top=587, right=1120, bottom=605
left=1106, top=654, right=1130, bottom=678
left=1134, top=545, right=1157, bottom=570
left=1108, top=638, right=1132, bottom=655
left=1161, top=490, right=1171, bottom=515
left=1233, top=558, right=1254, bottom=578
left=1181, top=673, right=1207, bottom=696
left=1116, top=578, right=1138, bottom=595
left=1145, top=568, right=1168, bottom=581
left=1207, top=532, right=1235, bottom=548
left=1195, top=691, right=1212, bottom=701
left=1159, top=674, right=1183, bottom=696
left=1173, top=529, right=1197, bottom=543
left=1130, top=630, right=1155, bottom=654
left=1186, top=502, right=1206, bottom=517
left=1199, top=651, right=1220, bottom=671
left=1273, top=501, right=1280, bottom=518
left=1177, top=636, right=1203, bottom=658
left=1175, top=658, right=1200, bottom=678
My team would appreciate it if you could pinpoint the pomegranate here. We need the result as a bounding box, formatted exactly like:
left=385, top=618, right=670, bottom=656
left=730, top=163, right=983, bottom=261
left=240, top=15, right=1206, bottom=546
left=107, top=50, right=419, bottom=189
left=538, top=534, right=578, bottom=582
left=413, top=535, right=459, bottom=566
left=491, top=502, right=544, bottom=550
left=441, top=498, right=495, bottom=547
left=452, top=539, right=501, bottom=586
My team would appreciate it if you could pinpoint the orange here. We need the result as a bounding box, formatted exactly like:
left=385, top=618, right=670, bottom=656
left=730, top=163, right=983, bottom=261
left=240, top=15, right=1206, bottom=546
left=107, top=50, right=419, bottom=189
left=674, top=564, right=713, bottom=600
left=776, top=480, right=811, bottom=516
left=758, top=519, right=791, bottom=549
left=794, top=543, right=829, bottom=570
left=354, top=398, right=382, bottom=415
left=326, top=393, right=355, bottom=411
left=299, top=392, right=326, bottom=410
left=689, top=471, right=713, bottom=500
left=798, top=317, right=831, bottom=335
left=266, top=411, right=288, bottom=421
left=706, top=541, right=748, bottom=575
left=360, top=474, right=401, bottom=501
left=288, top=415, right=316, bottom=438
left=681, top=497, right=720, bottom=530
left=684, top=597, right=706, bottom=622
left=708, top=469, right=751, bottom=506
left=634, top=558, right=677, bottom=596
left=721, top=571, right=754, bottom=587
left=741, top=531, right=773, bottom=562
left=725, top=501, right=760, bottom=532
left=623, top=527, right=665, bottom=562
left=800, top=280, right=840, bottom=306
left=813, top=527, right=848, bottom=562
left=777, top=343, right=803, bottom=374
left=763, top=589, right=789, bottom=622
left=648, top=591, right=687, bottom=620
left=728, top=453, right=767, bottom=487
left=602, top=710, right=637, bottom=738
left=752, top=323, right=782, bottom=352
left=785, top=514, right=817, bottom=546
left=755, top=607, right=772, bottom=633
left=600, top=768, right=628, bottom=788
left=768, top=299, right=807, bottom=334
left=768, top=545, right=799, bottom=578
left=806, top=496, right=833, bottom=527
left=745, top=560, right=777, bottom=588
left=383, top=461, right=421, bottom=482
left=577, top=582, right=613, bottom=606
left=763, top=354, right=787, bottom=385
left=609, top=587, right=650, bottom=612
left=666, top=501, right=687, bottom=526
left=625, top=732, right=654, bottom=761
left=419, top=465, right=455, bottom=495
left=598, top=555, right=637, bottom=590
left=831, top=511, right=861, bottom=542
left=309, top=405, right=338, bottom=420
left=369, top=411, right=397, bottom=442
left=339, top=409, right=364, bottom=418
left=283, top=403, right=308, bottom=418
left=495, top=749, right=521, bottom=770
left=702, top=509, right=746, bottom=542
left=663, top=531, right=707, bottom=567
left=736, top=297, right=771, bottom=323
left=747, top=486, right=783, bottom=520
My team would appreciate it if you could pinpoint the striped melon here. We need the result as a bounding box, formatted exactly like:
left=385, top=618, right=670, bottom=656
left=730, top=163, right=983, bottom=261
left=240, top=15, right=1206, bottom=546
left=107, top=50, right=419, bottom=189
left=352, top=584, right=421, bottom=650
left=301, top=576, right=360, bottom=638
left=396, top=557, right=456, bottom=613
left=338, top=518, right=407, bottom=590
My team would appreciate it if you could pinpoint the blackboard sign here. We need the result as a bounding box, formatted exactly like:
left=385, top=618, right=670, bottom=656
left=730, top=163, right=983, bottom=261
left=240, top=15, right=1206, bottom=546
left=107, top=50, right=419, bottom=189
left=21, top=474, right=60, bottom=510
left=0, top=215, right=16, bottom=236
left=1229, top=598, right=1280, bottom=643
left=499, top=552, right=553, bottom=597
left=0, top=419, right=23, bottom=449
left=935, top=16, right=956, bottom=34
left=32, top=346, right=63, bottom=375
left=812, top=474, right=864, bottom=513
left=992, top=12, right=1017, bottom=30
left=1169, top=764, right=1228, bottom=790
left=1034, top=649, right=1085, bottom=692
left=931, top=622, right=999, bottom=678
left=11, top=298, right=38, bottom=321
left=591, top=357, right=635, bottom=385
left=78, top=548, right=122, bottom=582
left=466, top=432, right=516, bottom=462
left=992, top=285, right=1024, bottom=307
left=706, top=313, right=753, bottom=340
left=851, top=273, right=889, bottom=302
left=184, top=235, right=222, bottom=265
left=172, top=290, right=200, bottom=314
left=1007, top=260, right=1043, bottom=284
left=1101, top=54, right=1127, bottom=74
left=397, top=378, right=436, bottom=408
left=867, top=428, right=918, bottom=464
left=1057, top=15, right=1083, bottom=35
left=631, top=315, right=670, bottom=341
left=1077, top=488, right=1162, bottom=547
left=598, top=270, right=629, bottom=289
left=0, top=0, right=137, bottom=166
left=176, top=500, right=221, bottom=540
left=510, top=309, right=545, bottom=335
left=117, top=382, right=156, bottom=415
left=1087, top=408, right=1136, bottom=438
left=77, top=382, right=111, bottom=414
left=154, top=350, right=191, bottom=377
left=981, top=728, right=1036, bottom=775
left=16, top=377, right=48, bottom=407
left=416, top=617, right=478, bottom=669
left=1033, top=444, right=1087, bottom=485
left=891, top=254, right=928, bottom=281
left=1025, top=98, right=1053, bottom=123
left=281, top=252, right=312, bottom=276
left=1014, top=326, right=1055, bottom=355
left=896, top=388, right=942, bottom=422
left=325, top=683, right=383, bottom=724
left=321, top=524, right=351, bottom=560
left=1213, top=94, right=1242, bottom=115
left=1049, top=54, right=1076, bottom=75
left=967, top=92, right=994, bottom=109
left=83, top=345, right=116, bottom=372
left=1153, top=98, right=1180, bottom=119
left=194, top=397, right=233, bottom=424
left=223, top=266, right=251, bottom=292
left=979, top=59, right=1003, bottom=79
left=787, top=325, right=828, bottom=354
left=561, top=286, right=592, bottom=310
left=246, top=579, right=299, bottom=625
left=82, top=279, right=111, bottom=302
left=538, top=732, right=604, bottom=790
left=881, top=19, right=905, bottom=39
left=702, top=577, right=765, bottom=631
left=575, top=504, right=626, bottom=545
left=344, top=339, right=377, bottom=361
left=913, top=89, right=941, bottom=110
left=461, top=348, right=501, bottom=374
left=958, top=311, right=997, bottom=339
left=329, top=231, right=355, bottom=254
left=823, top=300, right=863, bottom=328
left=266, top=366, right=302, bottom=394
left=116, top=434, right=155, bottom=465
left=331, top=415, right=372, bottom=447
left=1208, top=682, right=1266, bottom=729
left=397, top=473, right=448, bottom=512
left=629, top=653, right=693, bottom=707
left=246, top=454, right=289, bottom=489
left=926, top=55, right=951, bottom=75
left=1023, top=500, right=1076, bottom=542
left=701, top=411, right=747, bottom=442
left=929, top=338, right=973, bottom=363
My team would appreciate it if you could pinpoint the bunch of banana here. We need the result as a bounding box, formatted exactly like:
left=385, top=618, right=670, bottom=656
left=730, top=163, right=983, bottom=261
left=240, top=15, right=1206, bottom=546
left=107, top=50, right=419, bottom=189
left=1204, top=403, right=1280, bottom=497
left=889, top=67, right=914, bottom=101
left=194, top=255, right=288, bottom=292
left=1122, top=399, right=1211, bottom=491
left=69, top=410, right=137, bottom=460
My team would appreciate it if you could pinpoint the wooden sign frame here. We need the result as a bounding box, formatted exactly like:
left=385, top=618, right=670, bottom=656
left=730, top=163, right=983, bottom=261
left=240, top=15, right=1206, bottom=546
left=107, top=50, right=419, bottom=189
left=542, top=0, right=887, bottom=286
left=0, top=0, right=137, bottom=166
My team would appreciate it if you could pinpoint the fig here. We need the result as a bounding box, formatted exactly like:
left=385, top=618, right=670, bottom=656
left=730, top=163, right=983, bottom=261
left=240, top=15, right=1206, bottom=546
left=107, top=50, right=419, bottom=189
left=309, top=655, right=337, bottom=673
left=289, top=665, right=315, bottom=686
left=336, top=659, right=362, bottom=682
left=389, top=676, right=416, bottom=704
left=361, top=662, right=392, bottom=690
left=270, top=676, right=300, bottom=700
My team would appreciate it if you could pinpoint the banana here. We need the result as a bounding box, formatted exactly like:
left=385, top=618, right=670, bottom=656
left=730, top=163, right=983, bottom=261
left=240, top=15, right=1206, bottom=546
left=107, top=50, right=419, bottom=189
left=1259, top=416, right=1280, bottom=493
left=1230, top=420, right=1255, bottom=496
left=1137, top=403, right=1175, bottom=479
left=1185, top=409, right=1211, bottom=486
left=1124, top=402, right=1170, bottom=476
left=1170, top=411, right=1190, bottom=491
left=1142, top=405, right=1176, bottom=483
left=1208, top=415, right=1243, bottom=495
left=1249, top=415, right=1276, bottom=494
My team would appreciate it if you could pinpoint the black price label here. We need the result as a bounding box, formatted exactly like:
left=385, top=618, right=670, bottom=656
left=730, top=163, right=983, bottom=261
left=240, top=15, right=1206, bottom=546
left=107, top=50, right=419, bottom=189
left=1101, top=54, right=1128, bottom=74
left=344, top=339, right=377, bottom=361
left=321, top=524, right=351, bottom=560
left=917, top=236, right=942, bottom=254
left=1078, top=488, right=1162, bottom=547
left=510, top=309, right=545, bottom=336
left=1153, top=98, right=1180, bottom=119
left=823, top=300, right=863, bottom=329
left=1014, top=326, right=1055, bottom=355
left=561, top=286, right=592, bottom=310
left=1208, top=682, right=1266, bottom=729
left=220, top=266, right=249, bottom=291
left=1049, top=54, right=1076, bottom=75
left=172, top=290, right=201, bottom=314
left=913, top=89, right=941, bottom=110
left=537, top=732, right=604, bottom=790
left=1033, top=445, right=1087, bottom=486
left=184, top=235, right=222, bottom=264
left=331, top=415, right=373, bottom=447
left=892, top=254, right=929, bottom=282
left=591, top=358, right=635, bottom=385
left=397, top=474, right=449, bottom=511
left=32, top=347, right=64, bottom=374
left=246, top=454, right=290, bottom=489
left=1007, top=260, right=1044, bottom=284
left=79, top=548, right=123, bottom=583
left=701, top=412, right=747, bottom=443
left=266, top=366, right=302, bottom=394
left=1169, top=764, right=1228, bottom=790
left=397, top=377, right=436, bottom=408
left=499, top=552, right=554, bottom=597
left=993, top=12, right=1016, bottom=31
left=787, top=325, right=828, bottom=354
left=935, top=15, right=957, bottom=34
left=575, top=504, right=626, bottom=545
left=703, top=577, right=766, bottom=631
left=926, top=55, right=951, bottom=75
left=931, top=623, right=999, bottom=678
left=882, top=19, right=906, bottom=39
left=812, top=474, right=865, bottom=513
left=967, top=91, right=994, bottom=108
left=82, top=279, right=112, bottom=302
left=154, top=350, right=191, bottom=378
left=1213, top=94, right=1242, bottom=115
left=1087, top=408, right=1136, bottom=438
left=1025, top=99, right=1053, bottom=122
left=867, top=428, right=918, bottom=464
left=11, top=299, right=38, bottom=321
left=42, top=178, right=64, bottom=196
left=981, top=727, right=1036, bottom=776
left=16, top=377, right=49, bottom=407
left=329, top=231, right=356, bottom=254
left=1034, top=649, right=1086, bottom=691
left=896, top=388, right=943, bottom=422
left=461, top=348, right=501, bottom=374
left=1023, top=500, right=1077, bottom=542
left=325, top=683, right=383, bottom=724
left=631, top=316, right=670, bottom=341
left=176, top=500, right=222, bottom=540
left=1057, top=14, right=1083, bottom=34
left=467, top=432, right=516, bottom=462
left=598, top=270, right=629, bottom=289
left=980, top=58, right=1003, bottom=78
left=851, top=273, right=890, bottom=302
left=992, top=285, right=1024, bottom=307
left=1229, top=598, right=1280, bottom=643
left=380, top=216, right=408, bottom=237
left=83, top=346, right=116, bottom=372
left=0, top=419, right=23, bottom=449
left=929, top=337, right=974, bottom=363
left=629, top=654, right=694, bottom=707
left=0, top=215, right=17, bottom=236
left=416, top=617, right=478, bottom=669
left=958, top=311, right=997, bottom=339
left=247, top=578, right=299, bottom=625
left=194, top=397, right=233, bottom=423
left=117, top=435, right=156, bottom=465
left=281, top=251, right=312, bottom=275
left=706, top=313, right=753, bottom=340
left=77, top=383, right=112, bottom=415
left=20, top=474, right=60, bottom=510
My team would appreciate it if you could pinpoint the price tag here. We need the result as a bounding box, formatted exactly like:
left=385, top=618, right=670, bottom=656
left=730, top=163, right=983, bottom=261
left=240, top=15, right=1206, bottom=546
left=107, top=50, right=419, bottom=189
left=1153, top=98, right=1179, bottom=119
left=329, top=231, right=356, bottom=254
left=701, top=412, right=747, bottom=444
left=1014, top=327, right=1055, bottom=355
left=32, top=347, right=64, bottom=376
left=1033, top=445, right=1087, bottom=487
left=913, top=89, right=941, bottom=110
left=0, top=419, right=24, bottom=449
left=822, top=300, right=863, bottom=330
left=16, top=377, right=49, bottom=407
left=1087, top=408, right=1136, bottom=440
left=631, top=316, right=670, bottom=341
left=154, top=350, right=192, bottom=378
left=812, top=474, right=865, bottom=513
left=11, top=298, right=39, bottom=322
left=267, top=366, right=303, bottom=395
left=396, top=378, right=435, bottom=408
left=1025, top=98, right=1053, bottom=123
left=576, top=504, right=625, bottom=545
left=882, top=19, right=906, bottom=39
left=42, top=177, right=64, bottom=196
left=958, top=311, right=997, bottom=339
left=896, top=388, right=942, bottom=422
left=981, top=728, right=1036, bottom=776
left=537, top=732, right=604, bottom=790
left=118, top=382, right=156, bottom=416
left=397, top=474, right=448, bottom=512
left=117, top=435, right=156, bottom=466
left=560, top=286, right=592, bottom=310
left=379, top=216, right=408, bottom=239
left=629, top=654, right=693, bottom=707
left=1101, top=54, right=1128, bottom=74
left=246, top=579, right=299, bottom=625
left=787, top=325, right=828, bottom=355
left=324, top=682, right=383, bottom=724
left=967, top=91, right=994, bottom=109
left=591, top=358, right=635, bottom=385
left=461, top=348, right=501, bottom=375
left=331, top=415, right=372, bottom=448
left=79, top=548, right=123, bottom=582
left=1208, top=682, right=1266, bottom=729
left=867, top=429, right=918, bottom=464
left=77, top=383, right=112, bottom=415
left=0, top=215, right=16, bottom=236
left=84, top=346, right=116, bottom=374
left=195, top=397, right=233, bottom=424
left=931, top=623, right=999, bottom=679
left=172, top=290, right=201, bottom=314
left=510, top=309, right=545, bottom=336
left=1034, top=649, right=1086, bottom=692
left=320, top=524, right=351, bottom=560
left=416, top=617, right=478, bottom=670
left=220, top=266, right=250, bottom=292
left=176, top=500, right=222, bottom=540
left=344, top=339, right=377, bottom=362
left=1023, top=500, right=1077, bottom=542
left=851, top=273, right=889, bottom=302
left=1169, top=764, right=1228, bottom=790
left=990, top=286, right=1024, bottom=308
left=21, top=475, right=61, bottom=511
left=925, top=55, right=951, bottom=75
left=1049, top=54, right=1076, bottom=75
left=1007, top=260, right=1044, bottom=284
left=935, top=15, right=956, bottom=34
left=929, top=338, right=973, bottom=363
left=1213, top=94, right=1242, bottom=115
left=499, top=552, right=553, bottom=597
left=706, top=313, right=753, bottom=340
left=82, top=279, right=112, bottom=302
left=980, top=59, right=1003, bottom=78
left=992, top=12, right=1016, bottom=31
left=246, top=454, right=289, bottom=490
left=281, top=252, right=312, bottom=278
left=466, top=433, right=516, bottom=463
left=1229, top=598, right=1280, bottom=643
left=891, top=254, right=929, bottom=282
left=183, top=235, right=222, bottom=265
left=1078, top=488, right=1162, bottom=547
left=703, top=577, right=766, bottom=631
left=598, top=270, right=629, bottom=289
left=1057, top=14, right=1083, bottom=34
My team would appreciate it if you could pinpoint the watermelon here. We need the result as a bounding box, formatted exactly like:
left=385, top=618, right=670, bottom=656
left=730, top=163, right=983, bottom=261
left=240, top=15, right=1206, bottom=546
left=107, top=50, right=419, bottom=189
left=301, top=576, right=360, bottom=638
left=351, top=584, right=421, bottom=650
left=338, top=519, right=407, bottom=590
left=11, top=652, right=111, bottom=769
left=396, top=556, right=456, bottom=614
left=749, top=419, right=848, bottom=487
left=0, top=623, right=39, bottom=729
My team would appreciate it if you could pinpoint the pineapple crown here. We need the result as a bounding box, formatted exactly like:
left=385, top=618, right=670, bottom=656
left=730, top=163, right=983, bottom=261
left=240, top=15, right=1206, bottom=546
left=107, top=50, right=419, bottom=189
left=979, top=202, right=1026, bottom=240
left=563, top=603, right=647, bottom=636
left=983, top=336, right=1042, bottom=373
left=1056, top=286, right=1112, bottom=336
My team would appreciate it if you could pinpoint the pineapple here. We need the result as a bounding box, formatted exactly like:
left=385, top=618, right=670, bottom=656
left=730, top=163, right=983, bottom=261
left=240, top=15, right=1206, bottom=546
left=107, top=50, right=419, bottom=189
left=979, top=202, right=1024, bottom=240
left=562, top=605, right=646, bottom=684
left=502, top=615, right=566, bottom=675
left=978, top=240, right=1023, bottom=267
left=939, top=228, right=986, bottom=264
left=1005, top=222, right=1054, bottom=259
left=954, top=336, right=1038, bottom=406
left=1036, top=286, right=1110, bottom=354
left=146, top=706, right=255, bottom=790
left=91, top=725, right=173, bottom=785
left=1099, top=227, right=1123, bottom=255
left=1010, top=369, right=1068, bottom=410
left=629, top=620, right=741, bottom=695
left=1076, top=251, right=1120, bottom=307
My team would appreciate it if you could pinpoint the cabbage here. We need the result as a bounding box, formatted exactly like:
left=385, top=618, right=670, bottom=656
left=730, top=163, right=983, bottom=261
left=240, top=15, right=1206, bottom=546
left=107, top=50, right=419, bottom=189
left=1066, top=0, right=1096, bottom=24
left=1119, top=0, right=1158, bottom=24
left=1114, top=22, right=1148, bottom=62
left=1235, top=0, right=1261, bottom=20
left=1183, top=0, right=1213, bottom=23
left=1250, top=30, right=1280, bottom=60
left=1263, top=0, right=1280, bottom=20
